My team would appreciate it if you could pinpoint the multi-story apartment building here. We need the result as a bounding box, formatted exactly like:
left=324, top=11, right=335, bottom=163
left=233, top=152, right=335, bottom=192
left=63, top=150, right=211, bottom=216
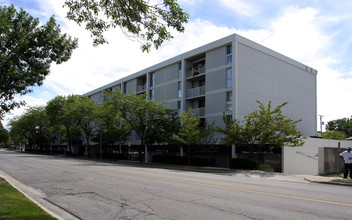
left=84, top=33, right=317, bottom=165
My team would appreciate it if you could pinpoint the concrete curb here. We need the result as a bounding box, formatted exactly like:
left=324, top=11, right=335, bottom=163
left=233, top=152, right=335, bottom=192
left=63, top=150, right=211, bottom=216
left=0, top=170, right=79, bottom=220
left=303, top=177, right=352, bottom=187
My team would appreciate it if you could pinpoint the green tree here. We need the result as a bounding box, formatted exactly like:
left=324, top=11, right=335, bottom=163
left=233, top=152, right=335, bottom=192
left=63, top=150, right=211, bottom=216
left=94, top=99, right=132, bottom=157
left=0, top=121, right=9, bottom=147
left=218, top=101, right=304, bottom=164
left=0, top=5, right=78, bottom=117
left=106, top=90, right=169, bottom=162
left=72, top=96, right=100, bottom=156
left=46, top=95, right=81, bottom=154
left=199, top=121, right=218, bottom=146
left=325, top=118, right=352, bottom=137
left=173, top=108, right=202, bottom=165
left=144, top=108, right=180, bottom=147
left=64, top=0, right=189, bottom=52
left=8, top=106, right=50, bottom=151
left=321, top=130, right=346, bottom=140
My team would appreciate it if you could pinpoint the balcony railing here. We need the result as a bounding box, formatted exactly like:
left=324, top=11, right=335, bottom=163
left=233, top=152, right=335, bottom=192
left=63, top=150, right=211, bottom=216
left=226, top=103, right=232, bottom=111
left=192, top=107, right=205, bottom=117
left=186, top=65, right=206, bottom=78
left=186, top=86, right=205, bottom=98
left=137, top=85, right=146, bottom=93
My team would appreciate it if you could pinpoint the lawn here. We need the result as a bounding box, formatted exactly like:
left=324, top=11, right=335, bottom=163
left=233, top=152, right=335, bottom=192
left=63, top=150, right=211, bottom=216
left=0, top=177, right=56, bottom=219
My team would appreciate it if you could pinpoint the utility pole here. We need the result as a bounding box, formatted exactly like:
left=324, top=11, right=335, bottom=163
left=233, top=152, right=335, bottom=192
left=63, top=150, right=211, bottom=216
left=319, top=115, right=324, bottom=136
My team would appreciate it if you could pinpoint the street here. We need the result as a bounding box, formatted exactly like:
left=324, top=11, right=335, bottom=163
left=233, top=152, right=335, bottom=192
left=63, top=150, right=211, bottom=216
left=0, top=150, right=352, bottom=220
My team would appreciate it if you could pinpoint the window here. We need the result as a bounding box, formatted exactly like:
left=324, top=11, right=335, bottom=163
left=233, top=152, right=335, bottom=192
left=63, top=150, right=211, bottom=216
left=226, top=45, right=232, bottom=64
left=178, top=62, right=182, bottom=79
left=150, top=89, right=155, bottom=101
left=226, top=91, right=232, bottom=111
left=199, top=99, right=205, bottom=108
left=177, top=101, right=181, bottom=115
left=199, top=118, right=206, bottom=128
left=123, top=82, right=128, bottom=94
left=150, top=72, right=155, bottom=87
left=177, top=81, right=181, bottom=98
left=199, top=79, right=205, bottom=87
left=226, top=115, right=233, bottom=123
left=226, top=68, right=232, bottom=87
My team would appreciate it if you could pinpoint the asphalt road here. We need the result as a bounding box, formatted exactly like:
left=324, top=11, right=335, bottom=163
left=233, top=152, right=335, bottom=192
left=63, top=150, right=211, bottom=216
left=1, top=150, right=352, bottom=220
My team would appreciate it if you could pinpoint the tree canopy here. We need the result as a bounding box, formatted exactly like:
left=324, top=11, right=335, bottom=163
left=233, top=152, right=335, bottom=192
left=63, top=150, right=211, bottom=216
left=173, top=108, right=201, bottom=146
left=325, top=118, right=352, bottom=137
left=46, top=95, right=82, bottom=154
left=218, top=101, right=304, bottom=163
left=321, top=130, right=346, bottom=140
left=106, top=89, right=174, bottom=162
left=94, top=98, right=132, bottom=156
left=172, top=108, right=216, bottom=165
left=0, top=121, right=9, bottom=147
left=0, top=5, right=78, bottom=118
left=9, top=106, right=50, bottom=150
left=64, top=0, right=189, bottom=52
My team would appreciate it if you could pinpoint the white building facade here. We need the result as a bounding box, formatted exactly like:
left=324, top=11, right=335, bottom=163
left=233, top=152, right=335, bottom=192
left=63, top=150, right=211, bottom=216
left=85, top=33, right=317, bottom=139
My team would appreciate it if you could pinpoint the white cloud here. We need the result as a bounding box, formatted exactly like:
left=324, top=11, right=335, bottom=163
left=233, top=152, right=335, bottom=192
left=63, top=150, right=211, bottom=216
left=236, top=6, right=352, bottom=130
left=178, top=0, right=204, bottom=6
left=219, top=0, right=261, bottom=17
left=239, top=7, right=331, bottom=62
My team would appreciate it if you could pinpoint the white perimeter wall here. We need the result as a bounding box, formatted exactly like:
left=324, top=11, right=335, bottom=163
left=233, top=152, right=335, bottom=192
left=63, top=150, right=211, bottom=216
left=283, top=138, right=352, bottom=175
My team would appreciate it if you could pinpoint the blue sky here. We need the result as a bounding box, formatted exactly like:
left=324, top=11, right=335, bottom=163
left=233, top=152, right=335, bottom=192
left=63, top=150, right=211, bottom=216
left=2, top=0, right=352, bottom=132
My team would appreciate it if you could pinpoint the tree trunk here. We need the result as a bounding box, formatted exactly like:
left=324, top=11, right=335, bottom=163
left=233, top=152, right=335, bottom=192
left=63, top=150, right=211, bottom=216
left=187, top=144, right=190, bottom=166
left=139, top=135, right=144, bottom=163
left=86, top=135, right=90, bottom=157
left=139, top=143, right=143, bottom=163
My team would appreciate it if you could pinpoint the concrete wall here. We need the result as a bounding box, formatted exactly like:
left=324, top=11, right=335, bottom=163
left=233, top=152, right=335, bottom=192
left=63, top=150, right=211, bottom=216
left=318, top=147, right=345, bottom=175
left=206, top=46, right=227, bottom=69
left=235, top=38, right=317, bottom=137
left=89, top=92, right=102, bottom=104
left=152, top=63, right=180, bottom=104
left=283, top=138, right=352, bottom=175
left=204, top=46, right=232, bottom=128
left=155, top=63, right=179, bottom=85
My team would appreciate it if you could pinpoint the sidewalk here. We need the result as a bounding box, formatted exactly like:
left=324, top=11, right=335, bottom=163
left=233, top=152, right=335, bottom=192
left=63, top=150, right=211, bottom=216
left=302, top=175, right=352, bottom=186
left=231, top=169, right=352, bottom=186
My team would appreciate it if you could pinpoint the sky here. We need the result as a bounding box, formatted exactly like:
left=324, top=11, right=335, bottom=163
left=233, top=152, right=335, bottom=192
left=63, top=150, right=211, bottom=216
left=2, top=0, right=352, bottom=132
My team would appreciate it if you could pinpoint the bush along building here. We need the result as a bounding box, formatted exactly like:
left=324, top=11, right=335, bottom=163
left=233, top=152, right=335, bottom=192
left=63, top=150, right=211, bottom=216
left=84, top=33, right=317, bottom=170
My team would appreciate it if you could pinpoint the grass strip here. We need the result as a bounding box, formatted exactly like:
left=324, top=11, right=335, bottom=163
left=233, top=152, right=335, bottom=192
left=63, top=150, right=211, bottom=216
left=0, top=177, right=56, bottom=219
left=330, top=179, right=352, bottom=184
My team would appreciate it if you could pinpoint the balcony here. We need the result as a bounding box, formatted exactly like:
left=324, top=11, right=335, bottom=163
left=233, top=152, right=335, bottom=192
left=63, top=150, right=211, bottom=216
left=137, top=84, right=146, bottom=93
left=186, top=86, right=205, bottom=99
left=186, top=65, right=205, bottom=78
left=226, top=103, right=232, bottom=112
left=192, top=107, right=205, bottom=117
